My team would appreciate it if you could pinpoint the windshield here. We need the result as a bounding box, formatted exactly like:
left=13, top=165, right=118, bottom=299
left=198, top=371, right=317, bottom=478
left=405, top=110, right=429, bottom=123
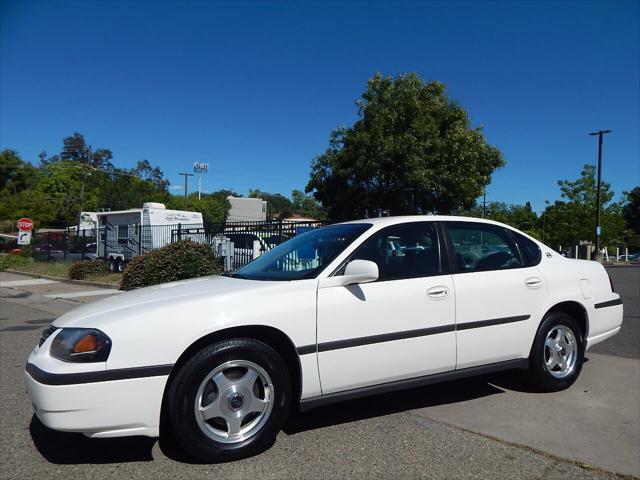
left=234, top=223, right=371, bottom=281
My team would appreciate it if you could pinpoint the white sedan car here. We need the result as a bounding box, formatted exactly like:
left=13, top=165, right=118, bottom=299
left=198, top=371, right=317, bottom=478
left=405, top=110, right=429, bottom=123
left=25, top=216, right=623, bottom=462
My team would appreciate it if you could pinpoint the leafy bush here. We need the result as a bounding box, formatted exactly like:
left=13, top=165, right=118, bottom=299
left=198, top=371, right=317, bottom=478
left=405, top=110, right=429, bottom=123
left=0, top=253, right=29, bottom=271
left=68, top=259, right=110, bottom=280
left=120, top=240, right=222, bottom=290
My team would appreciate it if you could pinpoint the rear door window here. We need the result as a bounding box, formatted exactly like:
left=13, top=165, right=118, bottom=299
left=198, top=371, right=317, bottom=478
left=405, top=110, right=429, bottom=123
left=445, top=222, right=523, bottom=273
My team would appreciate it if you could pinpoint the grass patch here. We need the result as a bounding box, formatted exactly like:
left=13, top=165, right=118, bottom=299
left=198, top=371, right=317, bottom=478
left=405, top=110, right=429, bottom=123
left=83, top=272, right=123, bottom=284
left=5, top=257, right=121, bottom=285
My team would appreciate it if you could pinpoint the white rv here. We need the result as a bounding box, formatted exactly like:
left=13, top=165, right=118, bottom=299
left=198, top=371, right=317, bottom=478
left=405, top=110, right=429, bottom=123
left=227, top=196, right=267, bottom=222
left=97, top=203, right=204, bottom=271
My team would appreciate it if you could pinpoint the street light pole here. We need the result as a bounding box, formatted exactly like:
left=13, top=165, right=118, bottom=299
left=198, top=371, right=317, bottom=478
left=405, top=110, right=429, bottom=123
left=193, top=162, right=209, bottom=200
left=178, top=172, right=194, bottom=209
left=589, top=129, right=611, bottom=256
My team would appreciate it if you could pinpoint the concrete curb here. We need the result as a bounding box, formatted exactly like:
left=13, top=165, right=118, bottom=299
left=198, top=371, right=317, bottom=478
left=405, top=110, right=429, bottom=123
left=5, top=269, right=121, bottom=290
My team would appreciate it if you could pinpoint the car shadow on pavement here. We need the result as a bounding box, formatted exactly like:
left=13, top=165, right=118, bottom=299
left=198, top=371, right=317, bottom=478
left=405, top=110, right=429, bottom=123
left=285, top=374, right=507, bottom=435
left=29, top=416, right=156, bottom=464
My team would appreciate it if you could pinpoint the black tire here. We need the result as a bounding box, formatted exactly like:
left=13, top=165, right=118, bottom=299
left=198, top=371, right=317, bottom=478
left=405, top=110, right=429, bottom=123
left=167, top=338, right=292, bottom=462
left=115, top=258, right=124, bottom=273
left=526, top=312, right=584, bottom=391
left=108, top=258, right=116, bottom=272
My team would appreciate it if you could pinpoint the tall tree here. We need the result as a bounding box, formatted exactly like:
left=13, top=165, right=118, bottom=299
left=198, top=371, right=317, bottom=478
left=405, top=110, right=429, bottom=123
left=59, top=132, right=114, bottom=169
left=306, top=73, right=505, bottom=221
left=543, top=164, right=626, bottom=249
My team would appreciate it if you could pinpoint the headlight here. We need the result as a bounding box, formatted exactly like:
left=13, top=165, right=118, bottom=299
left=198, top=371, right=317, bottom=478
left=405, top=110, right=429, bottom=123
left=50, top=328, right=112, bottom=363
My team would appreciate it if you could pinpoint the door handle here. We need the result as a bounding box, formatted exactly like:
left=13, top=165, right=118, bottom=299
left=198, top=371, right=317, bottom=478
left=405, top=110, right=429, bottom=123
left=427, top=286, right=449, bottom=298
left=525, top=277, right=543, bottom=288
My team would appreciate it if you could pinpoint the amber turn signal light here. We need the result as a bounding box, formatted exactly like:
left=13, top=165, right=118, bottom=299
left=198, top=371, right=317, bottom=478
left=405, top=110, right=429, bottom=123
left=73, top=334, right=99, bottom=353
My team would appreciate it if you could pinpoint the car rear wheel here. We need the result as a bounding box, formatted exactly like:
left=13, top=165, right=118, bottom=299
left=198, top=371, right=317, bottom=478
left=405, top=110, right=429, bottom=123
left=526, top=312, right=584, bottom=391
left=167, top=339, right=291, bottom=462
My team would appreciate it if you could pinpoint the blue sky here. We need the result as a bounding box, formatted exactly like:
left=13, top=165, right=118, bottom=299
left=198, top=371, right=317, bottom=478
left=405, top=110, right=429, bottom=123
left=1, top=0, right=638, bottom=212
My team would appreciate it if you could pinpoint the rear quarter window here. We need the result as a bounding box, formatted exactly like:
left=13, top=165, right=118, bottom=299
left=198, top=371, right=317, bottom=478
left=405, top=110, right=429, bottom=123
left=513, top=231, right=542, bottom=266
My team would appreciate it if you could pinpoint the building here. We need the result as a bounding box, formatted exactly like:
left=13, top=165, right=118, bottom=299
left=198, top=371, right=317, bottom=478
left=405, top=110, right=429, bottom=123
left=227, top=196, right=267, bottom=222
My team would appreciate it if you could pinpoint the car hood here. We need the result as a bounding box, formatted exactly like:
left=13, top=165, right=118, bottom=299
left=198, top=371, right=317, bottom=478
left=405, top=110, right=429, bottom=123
left=53, top=275, right=268, bottom=328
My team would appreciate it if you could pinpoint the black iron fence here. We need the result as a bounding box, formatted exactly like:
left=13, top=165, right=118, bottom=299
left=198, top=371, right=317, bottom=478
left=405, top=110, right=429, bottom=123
left=32, top=229, right=98, bottom=262
left=31, top=220, right=323, bottom=271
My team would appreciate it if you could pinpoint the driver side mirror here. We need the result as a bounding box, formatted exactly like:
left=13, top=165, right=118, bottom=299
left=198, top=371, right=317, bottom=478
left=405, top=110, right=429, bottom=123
left=319, top=259, right=379, bottom=288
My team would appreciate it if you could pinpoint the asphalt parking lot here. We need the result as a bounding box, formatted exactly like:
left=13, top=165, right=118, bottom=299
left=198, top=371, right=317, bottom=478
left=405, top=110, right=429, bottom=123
left=0, top=267, right=638, bottom=480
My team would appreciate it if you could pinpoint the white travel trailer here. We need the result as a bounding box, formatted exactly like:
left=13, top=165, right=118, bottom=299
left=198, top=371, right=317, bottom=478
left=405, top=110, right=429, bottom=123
left=97, top=203, right=204, bottom=271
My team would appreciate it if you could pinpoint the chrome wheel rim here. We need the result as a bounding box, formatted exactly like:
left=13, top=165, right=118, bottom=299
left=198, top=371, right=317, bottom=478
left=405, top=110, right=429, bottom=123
left=544, top=325, right=578, bottom=379
left=194, top=360, right=274, bottom=444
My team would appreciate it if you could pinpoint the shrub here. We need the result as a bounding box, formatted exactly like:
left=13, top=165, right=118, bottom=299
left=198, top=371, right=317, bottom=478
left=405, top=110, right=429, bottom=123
left=0, top=253, right=29, bottom=271
left=68, top=259, right=110, bottom=280
left=120, top=240, right=222, bottom=290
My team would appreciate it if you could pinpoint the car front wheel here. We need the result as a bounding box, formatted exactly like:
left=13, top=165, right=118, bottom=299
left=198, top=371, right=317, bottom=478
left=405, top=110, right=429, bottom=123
left=527, top=312, right=584, bottom=391
left=167, top=338, right=291, bottom=462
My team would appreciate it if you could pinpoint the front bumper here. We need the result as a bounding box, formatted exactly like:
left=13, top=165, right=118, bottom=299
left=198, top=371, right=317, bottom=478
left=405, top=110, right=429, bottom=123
left=25, top=363, right=169, bottom=438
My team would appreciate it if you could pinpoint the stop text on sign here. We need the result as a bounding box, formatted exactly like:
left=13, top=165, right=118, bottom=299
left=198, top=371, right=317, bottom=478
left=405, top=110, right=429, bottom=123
left=17, top=218, right=34, bottom=231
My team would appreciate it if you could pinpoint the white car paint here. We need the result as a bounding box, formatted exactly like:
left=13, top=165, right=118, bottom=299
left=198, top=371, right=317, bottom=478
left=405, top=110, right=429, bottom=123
left=25, top=215, right=623, bottom=440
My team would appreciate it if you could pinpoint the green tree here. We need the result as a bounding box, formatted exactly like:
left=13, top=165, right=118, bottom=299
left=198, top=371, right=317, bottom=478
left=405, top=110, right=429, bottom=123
left=0, top=149, right=37, bottom=193
left=95, top=158, right=171, bottom=212
left=621, top=187, right=640, bottom=251
left=291, top=189, right=326, bottom=220
left=306, top=73, right=505, bottom=221
left=622, top=187, right=640, bottom=235
left=97, top=168, right=171, bottom=212
left=41, top=132, right=114, bottom=169
left=543, top=165, right=626, bottom=249
left=33, top=160, right=97, bottom=225
left=0, top=150, right=57, bottom=228
left=0, top=189, right=58, bottom=229
left=462, top=201, right=540, bottom=238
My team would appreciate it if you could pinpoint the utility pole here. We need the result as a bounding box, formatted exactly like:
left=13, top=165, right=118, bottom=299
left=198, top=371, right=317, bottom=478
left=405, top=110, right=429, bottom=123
left=589, top=129, right=611, bottom=257
left=77, top=146, right=92, bottom=236
left=481, top=189, right=487, bottom=218
left=542, top=200, right=549, bottom=243
left=178, top=172, right=194, bottom=209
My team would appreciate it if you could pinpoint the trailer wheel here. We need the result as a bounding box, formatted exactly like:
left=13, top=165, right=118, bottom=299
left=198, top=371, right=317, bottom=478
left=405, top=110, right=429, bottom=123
left=108, top=258, right=116, bottom=272
left=116, top=258, right=124, bottom=273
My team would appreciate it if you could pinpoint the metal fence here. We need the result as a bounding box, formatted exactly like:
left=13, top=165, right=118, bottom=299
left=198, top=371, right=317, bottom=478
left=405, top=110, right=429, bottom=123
left=31, top=220, right=323, bottom=271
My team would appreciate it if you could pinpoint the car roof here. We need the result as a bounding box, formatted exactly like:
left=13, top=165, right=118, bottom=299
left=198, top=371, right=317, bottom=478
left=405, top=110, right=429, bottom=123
left=338, top=215, right=516, bottom=230
left=334, top=215, right=545, bottom=248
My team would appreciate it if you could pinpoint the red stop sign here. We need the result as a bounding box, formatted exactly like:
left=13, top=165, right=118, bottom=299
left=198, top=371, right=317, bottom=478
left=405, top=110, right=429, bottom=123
left=17, top=218, right=34, bottom=232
